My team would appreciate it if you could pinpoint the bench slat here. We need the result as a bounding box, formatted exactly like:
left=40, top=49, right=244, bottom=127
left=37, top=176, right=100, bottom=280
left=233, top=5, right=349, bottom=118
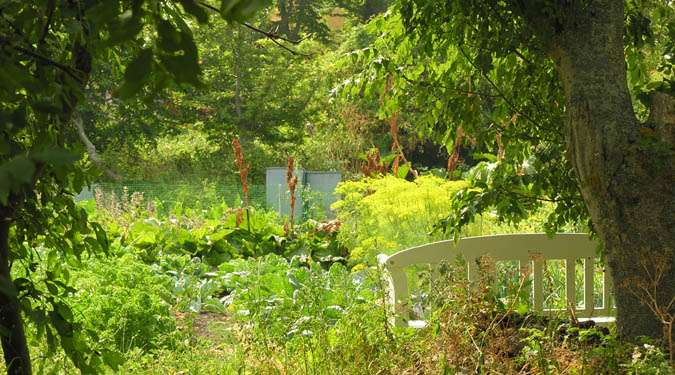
left=566, top=258, right=576, bottom=310
left=583, top=257, right=595, bottom=316
left=533, top=258, right=543, bottom=312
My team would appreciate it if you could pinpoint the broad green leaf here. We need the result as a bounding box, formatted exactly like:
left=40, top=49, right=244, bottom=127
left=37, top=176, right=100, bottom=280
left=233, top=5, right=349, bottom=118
left=219, top=0, right=271, bottom=22
left=85, top=1, right=120, bottom=24
left=157, top=20, right=182, bottom=53
left=165, top=4, right=193, bottom=36
left=56, top=302, right=74, bottom=323
left=101, top=349, right=125, bottom=370
left=396, top=163, right=409, bottom=179
left=178, top=0, right=209, bottom=23
left=203, top=297, right=225, bottom=313
left=114, top=48, right=154, bottom=99
left=31, top=148, right=80, bottom=165
left=5, top=156, right=35, bottom=186
left=49, top=310, right=73, bottom=337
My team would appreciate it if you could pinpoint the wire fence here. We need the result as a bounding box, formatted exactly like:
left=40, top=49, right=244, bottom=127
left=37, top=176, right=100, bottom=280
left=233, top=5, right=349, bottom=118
left=77, top=183, right=268, bottom=210
left=76, top=182, right=339, bottom=220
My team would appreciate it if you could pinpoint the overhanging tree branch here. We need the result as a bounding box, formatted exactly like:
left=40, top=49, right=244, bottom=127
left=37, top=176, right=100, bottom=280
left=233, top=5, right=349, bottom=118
left=0, top=37, right=85, bottom=84
left=497, top=186, right=583, bottom=203
left=196, top=0, right=312, bottom=56
left=400, top=72, right=502, bottom=98
left=458, top=45, right=553, bottom=137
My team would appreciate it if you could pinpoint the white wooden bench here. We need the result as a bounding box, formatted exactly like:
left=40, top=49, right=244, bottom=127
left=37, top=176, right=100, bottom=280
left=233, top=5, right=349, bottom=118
left=377, top=233, right=615, bottom=328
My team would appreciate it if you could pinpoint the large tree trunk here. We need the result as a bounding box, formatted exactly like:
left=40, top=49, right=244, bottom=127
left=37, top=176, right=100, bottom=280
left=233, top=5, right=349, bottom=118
left=545, top=0, right=675, bottom=340
left=0, top=216, right=32, bottom=375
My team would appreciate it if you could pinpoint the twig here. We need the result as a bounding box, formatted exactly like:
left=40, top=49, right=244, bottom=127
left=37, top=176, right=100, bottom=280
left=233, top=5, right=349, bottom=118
left=241, top=22, right=312, bottom=45
left=494, top=266, right=532, bottom=328
left=400, top=72, right=502, bottom=99
left=0, top=37, right=85, bottom=84
left=458, top=45, right=547, bottom=136
left=477, top=107, right=560, bottom=144
left=497, top=186, right=583, bottom=203
left=196, top=0, right=311, bottom=56
left=264, top=36, right=312, bottom=57
left=39, top=5, right=55, bottom=47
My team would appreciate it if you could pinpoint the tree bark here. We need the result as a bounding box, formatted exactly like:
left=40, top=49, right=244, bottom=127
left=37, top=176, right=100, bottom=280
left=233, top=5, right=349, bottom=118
left=73, top=117, right=123, bottom=181
left=291, top=0, right=303, bottom=40
left=278, top=0, right=291, bottom=37
left=0, top=216, right=32, bottom=375
left=543, top=0, right=675, bottom=340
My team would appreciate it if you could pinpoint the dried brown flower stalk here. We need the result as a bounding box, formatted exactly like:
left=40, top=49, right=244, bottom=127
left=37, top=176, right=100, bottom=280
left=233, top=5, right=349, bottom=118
left=235, top=209, right=243, bottom=229
left=232, top=138, right=251, bottom=233
left=286, top=157, right=298, bottom=234
left=361, top=149, right=387, bottom=178
left=447, top=127, right=465, bottom=179
left=379, top=76, right=418, bottom=179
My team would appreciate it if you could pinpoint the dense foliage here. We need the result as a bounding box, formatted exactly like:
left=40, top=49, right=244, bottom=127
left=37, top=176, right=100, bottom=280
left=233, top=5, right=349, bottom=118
left=1, top=0, right=674, bottom=373
left=332, top=175, right=468, bottom=265
left=0, top=182, right=672, bottom=374
left=340, top=0, right=675, bottom=341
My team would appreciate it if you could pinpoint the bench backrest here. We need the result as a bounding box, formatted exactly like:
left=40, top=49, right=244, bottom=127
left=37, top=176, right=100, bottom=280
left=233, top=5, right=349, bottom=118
left=377, top=233, right=614, bottom=328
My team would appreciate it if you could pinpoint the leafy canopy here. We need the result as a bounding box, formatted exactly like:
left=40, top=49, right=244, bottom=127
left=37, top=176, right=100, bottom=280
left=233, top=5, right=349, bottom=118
left=340, top=0, right=675, bottom=237
left=0, top=0, right=269, bottom=373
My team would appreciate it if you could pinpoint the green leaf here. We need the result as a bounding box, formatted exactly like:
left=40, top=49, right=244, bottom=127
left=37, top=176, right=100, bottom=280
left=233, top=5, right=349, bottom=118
left=396, top=164, right=409, bottom=179
left=45, top=281, right=59, bottom=295
left=91, top=223, right=109, bottom=254
left=85, top=1, right=120, bottom=25
left=49, top=309, right=73, bottom=337
left=178, top=0, right=209, bottom=23
left=101, top=349, right=125, bottom=370
left=3, top=156, right=35, bottom=188
left=473, top=153, right=498, bottom=162
left=189, top=299, right=202, bottom=313
left=114, top=48, right=154, bottom=99
left=105, top=13, right=144, bottom=46
left=219, top=0, right=270, bottom=22
left=31, top=148, right=80, bottom=165
left=159, top=54, right=202, bottom=87
left=164, top=5, right=193, bottom=36
left=56, top=302, right=74, bottom=323
left=157, top=20, right=182, bottom=53
left=203, top=297, right=225, bottom=313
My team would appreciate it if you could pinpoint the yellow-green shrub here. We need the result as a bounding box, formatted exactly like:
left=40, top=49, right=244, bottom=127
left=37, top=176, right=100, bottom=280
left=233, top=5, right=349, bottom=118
left=332, top=175, right=469, bottom=266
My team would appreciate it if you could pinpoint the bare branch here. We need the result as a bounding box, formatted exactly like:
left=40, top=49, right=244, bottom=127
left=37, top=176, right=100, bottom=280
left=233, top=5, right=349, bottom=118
left=0, top=37, right=85, bottom=84
left=400, top=72, right=502, bottom=99
left=196, top=0, right=312, bottom=56
left=241, top=22, right=312, bottom=45
left=38, top=5, right=55, bottom=47
left=458, top=46, right=549, bottom=136
left=497, top=186, right=583, bottom=204
left=73, top=117, right=123, bottom=181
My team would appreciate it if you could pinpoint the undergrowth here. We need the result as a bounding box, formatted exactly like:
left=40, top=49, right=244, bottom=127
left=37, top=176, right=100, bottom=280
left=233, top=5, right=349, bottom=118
left=2, top=181, right=672, bottom=375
